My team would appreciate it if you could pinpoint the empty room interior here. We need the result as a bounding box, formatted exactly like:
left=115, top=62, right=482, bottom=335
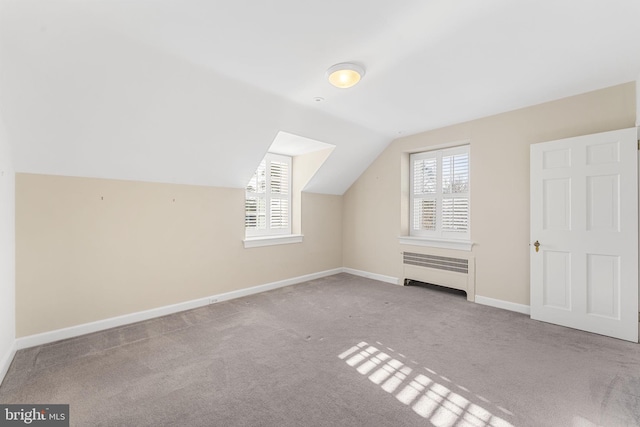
left=1, top=1, right=640, bottom=426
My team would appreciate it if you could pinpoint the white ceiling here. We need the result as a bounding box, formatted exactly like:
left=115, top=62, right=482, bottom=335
left=269, top=132, right=335, bottom=157
left=1, top=0, right=639, bottom=194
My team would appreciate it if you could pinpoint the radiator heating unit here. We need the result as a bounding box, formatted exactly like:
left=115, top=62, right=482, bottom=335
left=403, top=252, right=475, bottom=301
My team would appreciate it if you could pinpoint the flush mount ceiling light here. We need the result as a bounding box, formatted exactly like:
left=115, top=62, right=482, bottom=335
left=326, top=62, right=365, bottom=89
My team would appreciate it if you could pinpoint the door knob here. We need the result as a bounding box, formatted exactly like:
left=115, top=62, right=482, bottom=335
left=534, top=240, right=540, bottom=253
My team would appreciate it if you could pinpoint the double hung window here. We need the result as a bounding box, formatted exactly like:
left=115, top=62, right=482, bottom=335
left=410, top=145, right=470, bottom=240
left=245, top=153, right=291, bottom=237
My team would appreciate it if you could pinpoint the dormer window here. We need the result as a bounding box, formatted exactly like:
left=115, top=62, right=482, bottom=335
left=245, top=153, right=292, bottom=237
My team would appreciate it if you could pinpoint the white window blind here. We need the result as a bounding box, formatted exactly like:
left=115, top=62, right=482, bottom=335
left=410, top=145, right=470, bottom=239
left=245, top=153, right=292, bottom=236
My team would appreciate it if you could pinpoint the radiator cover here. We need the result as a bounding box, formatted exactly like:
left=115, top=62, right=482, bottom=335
left=403, top=252, right=475, bottom=301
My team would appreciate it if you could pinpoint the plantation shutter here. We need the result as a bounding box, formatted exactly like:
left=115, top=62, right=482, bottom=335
left=441, top=151, right=469, bottom=234
left=245, top=160, right=267, bottom=230
left=269, top=159, right=289, bottom=230
left=410, top=145, right=470, bottom=239
left=245, top=153, right=291, bottom=236
left=412, top=155, right=437, bottom=232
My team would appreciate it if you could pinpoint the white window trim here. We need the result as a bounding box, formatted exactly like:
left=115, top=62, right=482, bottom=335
left=407, top=143, right=471, bottom=247
left=245, top=152, right=292, bottom=237
left=243, top=234, right=304, bottom=249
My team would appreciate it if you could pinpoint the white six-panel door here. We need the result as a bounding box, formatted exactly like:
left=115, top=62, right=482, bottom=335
left=530, top=127, right=638, bottom=342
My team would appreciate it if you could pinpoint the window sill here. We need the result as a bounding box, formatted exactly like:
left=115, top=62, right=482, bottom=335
left=243, top=234, right=304, bottom=248
left=398, top=236, right=474, bottom=251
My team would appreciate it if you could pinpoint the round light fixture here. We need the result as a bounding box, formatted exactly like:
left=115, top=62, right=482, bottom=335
left=326, top=62, right=365, bottom=89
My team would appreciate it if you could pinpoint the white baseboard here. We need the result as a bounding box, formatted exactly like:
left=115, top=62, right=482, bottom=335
left=16, top=268, right=343, bottom=350
left=475, top=295, right=531, bottom=315
left=342, top=268, right=401, bottom=285
left=343, top=269, right=530, bottom=315
left=0, top=341, right=17, bottom=387
left=11, top=269, right=529, bottom=355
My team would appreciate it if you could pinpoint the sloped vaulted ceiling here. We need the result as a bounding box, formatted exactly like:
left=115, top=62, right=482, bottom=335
left=0, top=1, right=389, bottom=194
left=1, top=0, right=639, bottom=194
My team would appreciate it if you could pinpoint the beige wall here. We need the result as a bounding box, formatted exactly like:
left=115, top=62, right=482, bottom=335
left=292, top=148, right=334, bottom=234
left=14, top=82, right=637, bottom=338
left=16, top=174, right=342, bottom=337
left=343, top=82, right=636, bottom=306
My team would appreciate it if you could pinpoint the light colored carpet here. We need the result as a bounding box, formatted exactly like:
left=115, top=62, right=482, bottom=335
left=1, top=273, right=639, bottom=426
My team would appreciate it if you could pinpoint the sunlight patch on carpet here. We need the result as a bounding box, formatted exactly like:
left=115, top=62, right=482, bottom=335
left=339, top=341, right=514, bottom=427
